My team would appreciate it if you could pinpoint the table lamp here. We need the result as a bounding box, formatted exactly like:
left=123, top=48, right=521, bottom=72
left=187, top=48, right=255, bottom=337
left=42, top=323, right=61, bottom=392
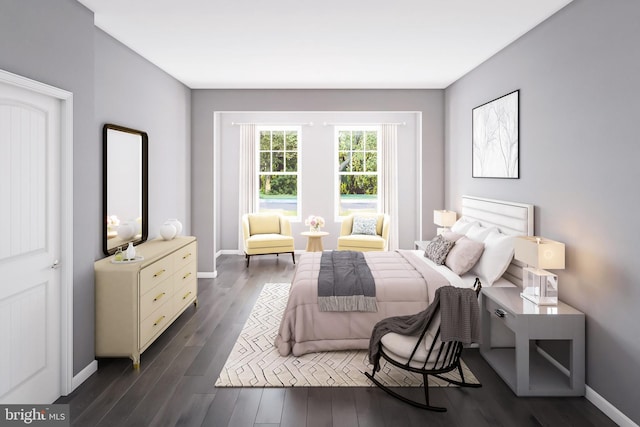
left=514, top=236, right=565, bottom=305
left=433, top=210, right=456, bottom=235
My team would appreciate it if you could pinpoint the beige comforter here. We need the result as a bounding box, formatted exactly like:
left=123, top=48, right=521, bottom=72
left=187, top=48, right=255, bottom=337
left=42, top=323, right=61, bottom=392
left=275, top=250, right=449, bottom=356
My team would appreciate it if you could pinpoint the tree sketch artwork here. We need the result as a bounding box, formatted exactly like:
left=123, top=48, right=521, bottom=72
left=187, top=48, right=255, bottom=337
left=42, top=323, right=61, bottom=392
left=472, top=90, right=519, bottom=178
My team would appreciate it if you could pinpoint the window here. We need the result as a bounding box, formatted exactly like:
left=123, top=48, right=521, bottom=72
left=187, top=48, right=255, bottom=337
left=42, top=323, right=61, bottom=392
left=258, top=127, right=301, bottom=219
left=336, top=127, right=379, bottom=217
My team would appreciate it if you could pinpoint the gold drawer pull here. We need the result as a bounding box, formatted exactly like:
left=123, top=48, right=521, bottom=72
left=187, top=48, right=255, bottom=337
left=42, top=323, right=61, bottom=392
left=153, top=315, right=166, bottom=327
left=182, top=252, right=192, bottom=260
left=153, top=269, right=166, bottom=278
left=182, top=291, right=192, bottom=300
left=153, top=292, right=166, bottom=302
left=182, top=272, right=192, bottom=280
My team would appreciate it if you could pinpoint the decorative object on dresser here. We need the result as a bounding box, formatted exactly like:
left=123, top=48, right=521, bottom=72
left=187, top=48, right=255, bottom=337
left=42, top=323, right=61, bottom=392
left=159, top=221, right=178, bottom=240
left=480, top=287, right=585, bottom=396
left=472, top=90, right=519, bottom=179
left=95, top=236, right=197, bottom=368
left=166, top=218, right=183, bottom=235
left=433, top=209, right=457, bottom=235
left=514, top=236, right=565, bottom=305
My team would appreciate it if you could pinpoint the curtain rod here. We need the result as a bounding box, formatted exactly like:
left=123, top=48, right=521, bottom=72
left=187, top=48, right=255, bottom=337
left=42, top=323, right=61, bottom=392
left=322, top=122, right=406, bottom=126
left=231, top=122, right=314, bottom=126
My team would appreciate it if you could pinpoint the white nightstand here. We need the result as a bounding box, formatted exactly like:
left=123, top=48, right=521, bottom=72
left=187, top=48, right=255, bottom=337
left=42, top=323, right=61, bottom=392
left=479, top=287, right=585, bottom=396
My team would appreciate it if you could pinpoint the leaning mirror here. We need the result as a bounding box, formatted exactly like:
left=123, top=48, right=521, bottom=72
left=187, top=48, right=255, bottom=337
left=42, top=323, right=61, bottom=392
left=103, top=124, right=148, bottom=256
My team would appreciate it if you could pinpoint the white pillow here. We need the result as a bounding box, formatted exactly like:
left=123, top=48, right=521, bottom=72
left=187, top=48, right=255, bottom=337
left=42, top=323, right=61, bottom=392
left=470, top=230, right=514, bottom=286
left=465, top=223, right=498, bottom=242
left=450, top=217, right=478, bottom=234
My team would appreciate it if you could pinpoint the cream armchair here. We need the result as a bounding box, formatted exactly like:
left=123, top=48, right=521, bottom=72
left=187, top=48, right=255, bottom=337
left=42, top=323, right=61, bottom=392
left=242, top=213, right=295, bottom=267
left=337, top=213, right=390, bottom=252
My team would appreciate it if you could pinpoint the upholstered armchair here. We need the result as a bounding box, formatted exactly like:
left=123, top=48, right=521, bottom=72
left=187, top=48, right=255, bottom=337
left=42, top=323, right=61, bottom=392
left=337, top=213, right=390, bottom=252
left=241, top=213, right=295, bottom=267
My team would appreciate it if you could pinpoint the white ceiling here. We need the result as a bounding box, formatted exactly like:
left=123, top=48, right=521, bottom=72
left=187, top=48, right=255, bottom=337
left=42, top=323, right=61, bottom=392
left=78, top=0, right=572, bottom=89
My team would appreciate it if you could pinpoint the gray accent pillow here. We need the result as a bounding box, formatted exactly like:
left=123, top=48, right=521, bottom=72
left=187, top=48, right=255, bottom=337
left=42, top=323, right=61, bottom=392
left=445, top=236, right=485, bottom=275
left=423, top=234, right=455, bottom=265
left=351, top=216, right=378, bottom=235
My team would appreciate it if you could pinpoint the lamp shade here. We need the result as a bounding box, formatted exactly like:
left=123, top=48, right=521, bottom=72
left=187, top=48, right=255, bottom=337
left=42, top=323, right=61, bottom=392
left=433, top=210, right=456, bottom=227
left=514, top=236, right=565, bottom=270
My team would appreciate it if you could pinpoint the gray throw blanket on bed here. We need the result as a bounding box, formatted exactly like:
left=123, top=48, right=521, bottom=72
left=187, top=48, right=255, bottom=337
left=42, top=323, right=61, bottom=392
left=318, top=250, right=377, bottom=312
left=368, top=286, right=480, bottom=369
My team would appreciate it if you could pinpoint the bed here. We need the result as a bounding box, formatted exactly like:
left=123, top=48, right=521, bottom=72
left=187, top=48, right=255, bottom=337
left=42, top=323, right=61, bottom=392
left=274, top=195, right=533, bottom=356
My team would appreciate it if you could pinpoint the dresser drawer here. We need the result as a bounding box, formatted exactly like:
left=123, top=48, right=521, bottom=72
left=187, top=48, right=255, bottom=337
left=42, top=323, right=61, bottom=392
left=140, top=257, right=174, bottom=295
left=140, top=300, right=174, bottom=347
left=174, top=279, right=197, bottom=313
left=139, top=276, right=174, bottom=321
left=174, top=262, right=196, bottom=290
left=485, top=295, right=516, bottom=331
left=173, top=241, right=197, bottom=272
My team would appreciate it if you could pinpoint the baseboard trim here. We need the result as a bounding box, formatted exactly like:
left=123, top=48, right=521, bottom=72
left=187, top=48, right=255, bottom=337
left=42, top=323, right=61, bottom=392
left=197, top=271, right=217, bottom=279
left=586, top=386, right=638, bottom=427
left=71, top=360, right=97, bottom=392
left=537, top=347, right=636, bottom=427
left=219, top=249, right=242, bottom=255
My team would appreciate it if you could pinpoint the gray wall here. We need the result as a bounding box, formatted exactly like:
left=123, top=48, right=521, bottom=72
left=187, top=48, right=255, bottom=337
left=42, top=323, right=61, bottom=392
left=445, top=0, right=640, bottom=423
left=1, top=0, right=191, bottom=376
left=191, top=90, right=444, bottom=271
left=95, top=29, right=192, bottom=245
left=0, top=0, right=97, bottom=375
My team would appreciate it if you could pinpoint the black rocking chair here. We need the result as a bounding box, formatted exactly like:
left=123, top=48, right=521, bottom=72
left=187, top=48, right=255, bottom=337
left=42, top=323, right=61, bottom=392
left=365, top=280, right=482, bottom=411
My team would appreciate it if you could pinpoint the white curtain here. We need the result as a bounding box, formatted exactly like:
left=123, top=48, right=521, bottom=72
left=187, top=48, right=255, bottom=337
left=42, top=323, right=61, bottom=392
left=238, top=124, right=257, bottom=251
left=380, top=124, right=399, bottom=250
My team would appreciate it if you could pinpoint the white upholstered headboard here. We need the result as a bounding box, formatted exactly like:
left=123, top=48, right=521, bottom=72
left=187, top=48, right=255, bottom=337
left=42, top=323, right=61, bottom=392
left=460, top=195, right=534, bottom=286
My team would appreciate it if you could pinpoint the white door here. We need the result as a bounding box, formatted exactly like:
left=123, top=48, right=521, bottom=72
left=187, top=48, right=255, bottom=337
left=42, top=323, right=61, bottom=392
left=0, top=80, right=62, bottom=403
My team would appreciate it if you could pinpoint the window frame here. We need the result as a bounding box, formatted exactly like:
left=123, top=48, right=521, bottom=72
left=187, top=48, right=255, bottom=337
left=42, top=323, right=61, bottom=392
left=256, top=125, right=302, bottom=221
left=334, top=125, right=380, bottom=221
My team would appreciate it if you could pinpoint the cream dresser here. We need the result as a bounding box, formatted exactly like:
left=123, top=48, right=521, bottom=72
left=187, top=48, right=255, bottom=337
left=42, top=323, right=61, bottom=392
left=95, top=236, right=197, bottom=368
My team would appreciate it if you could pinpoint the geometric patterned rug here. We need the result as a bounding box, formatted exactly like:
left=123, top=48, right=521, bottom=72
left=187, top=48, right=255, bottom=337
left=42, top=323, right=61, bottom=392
left=215, top=283, right=479, bottom=387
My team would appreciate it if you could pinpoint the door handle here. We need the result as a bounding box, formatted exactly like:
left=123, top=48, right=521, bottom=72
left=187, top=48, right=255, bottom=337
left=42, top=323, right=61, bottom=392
left=51, top=260, right=61, bottom=269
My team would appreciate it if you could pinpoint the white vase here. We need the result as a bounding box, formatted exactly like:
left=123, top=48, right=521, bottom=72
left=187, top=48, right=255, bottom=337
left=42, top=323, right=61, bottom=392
left=159, top=222, right=177, bottom=240
left=117, top=222, right=135, bottom=240
left=167, top=218, right=183, bottom=235
left=126, top=242, right=136, bottom=260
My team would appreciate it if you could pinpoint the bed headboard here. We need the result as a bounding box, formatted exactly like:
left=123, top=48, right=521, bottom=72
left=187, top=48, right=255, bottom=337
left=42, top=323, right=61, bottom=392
left=460, top=195, right=534, bottom=287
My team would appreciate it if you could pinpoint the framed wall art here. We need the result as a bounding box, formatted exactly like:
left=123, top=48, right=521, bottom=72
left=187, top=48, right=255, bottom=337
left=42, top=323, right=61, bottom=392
left=472, top=90, right=519, bottom=178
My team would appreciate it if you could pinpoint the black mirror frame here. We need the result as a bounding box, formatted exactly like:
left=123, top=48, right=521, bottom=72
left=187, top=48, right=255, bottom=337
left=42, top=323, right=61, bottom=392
left=102, top=123, right=149, bottom=256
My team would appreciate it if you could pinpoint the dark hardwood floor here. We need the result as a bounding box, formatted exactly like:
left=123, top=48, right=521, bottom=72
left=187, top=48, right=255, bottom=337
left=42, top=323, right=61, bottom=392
left=58, top=254, right=616, bottom=426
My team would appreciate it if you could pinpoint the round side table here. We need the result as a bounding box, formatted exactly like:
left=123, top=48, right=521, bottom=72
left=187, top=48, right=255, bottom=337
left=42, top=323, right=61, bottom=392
left=300, top=231, right=329, bottom=252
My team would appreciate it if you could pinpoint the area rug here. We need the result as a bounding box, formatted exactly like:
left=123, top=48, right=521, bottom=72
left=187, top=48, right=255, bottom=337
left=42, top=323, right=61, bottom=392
left=215, top=282, right=479, bottom=388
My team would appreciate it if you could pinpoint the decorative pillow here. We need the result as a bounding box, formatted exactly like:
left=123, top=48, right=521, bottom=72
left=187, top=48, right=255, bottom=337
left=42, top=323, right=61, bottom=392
left=450, top=217, right=478, bottom=234
left=441, top=231, right=464, bottom=243
left=423, top=234, right=455, bottom=265
left=470, top=230, right=514, bottom=286
left=465, top=223, right=498, bottom=242
left=351, top=216, right=378, bottom=236
left=445, top=236, right=485, bottom=275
